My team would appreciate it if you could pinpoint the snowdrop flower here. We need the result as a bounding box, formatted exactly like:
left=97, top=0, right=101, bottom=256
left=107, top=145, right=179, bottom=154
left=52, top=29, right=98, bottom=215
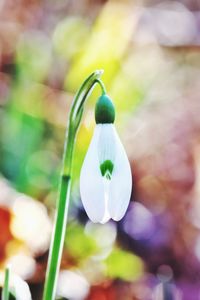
left=80, top=94, right=132, bottom=223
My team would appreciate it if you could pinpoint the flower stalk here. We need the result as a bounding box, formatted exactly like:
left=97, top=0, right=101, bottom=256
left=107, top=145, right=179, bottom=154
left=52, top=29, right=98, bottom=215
left=42, top=70, right=105, bottom=300
left=2, top=266, right=10, bottom=300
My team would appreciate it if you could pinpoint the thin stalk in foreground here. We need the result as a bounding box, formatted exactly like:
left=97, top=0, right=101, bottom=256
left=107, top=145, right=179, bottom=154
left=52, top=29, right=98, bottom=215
left=2, top=266, right=10, bottom=300
left=42, top=70, right=105, bottom=300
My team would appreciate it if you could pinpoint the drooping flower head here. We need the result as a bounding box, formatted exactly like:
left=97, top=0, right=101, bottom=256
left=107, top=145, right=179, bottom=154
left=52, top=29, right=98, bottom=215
left=80, top=94, right=132, bottom=224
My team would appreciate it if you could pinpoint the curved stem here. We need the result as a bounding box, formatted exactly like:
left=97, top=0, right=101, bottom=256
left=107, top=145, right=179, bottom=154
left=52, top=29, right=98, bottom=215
left=95, top=79, right=106, bottom=94
left=42, top=70, right=104, bottom=300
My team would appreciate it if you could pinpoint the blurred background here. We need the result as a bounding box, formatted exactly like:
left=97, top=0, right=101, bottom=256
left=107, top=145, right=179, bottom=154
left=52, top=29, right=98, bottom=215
left=0, top=0, right=200, bottom=299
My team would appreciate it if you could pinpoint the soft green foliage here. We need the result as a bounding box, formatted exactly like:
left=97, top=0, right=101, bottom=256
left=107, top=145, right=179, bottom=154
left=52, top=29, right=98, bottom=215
left=105, top=249, right=143, bottom=281
left=65, top=223, right=98, bottom=261
left=53, top=17, right=90, bottom=59
left=1, top=109, right=45, bottom=195
left=16, top=32, right=52, bottom=82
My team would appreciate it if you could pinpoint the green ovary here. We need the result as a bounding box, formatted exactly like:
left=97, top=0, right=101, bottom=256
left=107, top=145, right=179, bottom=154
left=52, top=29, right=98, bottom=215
left=100, top=160, right=114, bottom=180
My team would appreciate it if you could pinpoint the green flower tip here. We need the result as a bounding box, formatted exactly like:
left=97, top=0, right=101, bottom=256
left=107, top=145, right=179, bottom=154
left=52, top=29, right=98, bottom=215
left=95, top=94, right=115, bottom=124
left=100, top=160, right=114, bottom=180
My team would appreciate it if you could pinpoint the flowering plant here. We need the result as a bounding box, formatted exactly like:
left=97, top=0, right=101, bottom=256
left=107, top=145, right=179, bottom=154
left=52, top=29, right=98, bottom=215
left=2, top=71, right=132, bottom=300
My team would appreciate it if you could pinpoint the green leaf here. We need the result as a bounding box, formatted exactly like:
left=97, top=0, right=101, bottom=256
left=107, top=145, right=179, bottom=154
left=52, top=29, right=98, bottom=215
left=2, top=267, right=10, bottom=300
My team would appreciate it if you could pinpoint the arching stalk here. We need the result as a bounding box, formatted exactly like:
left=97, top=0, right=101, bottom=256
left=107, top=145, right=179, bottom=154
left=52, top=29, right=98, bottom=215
left=42, top=70, right=105, bottom=300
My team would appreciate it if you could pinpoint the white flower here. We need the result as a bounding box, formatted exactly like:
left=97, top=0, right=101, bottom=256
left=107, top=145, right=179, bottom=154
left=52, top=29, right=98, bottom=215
left=0, top=271, right=32, bottom=300
left=10, top=273, right=32, bottom=300
left=80, top=123, right=132, bottom=224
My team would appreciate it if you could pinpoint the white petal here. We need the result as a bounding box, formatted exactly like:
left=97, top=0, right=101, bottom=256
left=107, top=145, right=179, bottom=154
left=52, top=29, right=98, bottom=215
left=97, top=124, right=116, bottom=164
left=12, top=274, right=32, bottom=300
left=108, top=126, right=132, bottom=221
left=80, top=125, right=109, bottom=223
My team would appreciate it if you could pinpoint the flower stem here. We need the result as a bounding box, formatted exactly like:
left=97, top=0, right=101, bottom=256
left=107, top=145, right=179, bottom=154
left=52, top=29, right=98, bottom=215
left=2, top=266, right=10, bottom=300
left=42, top=70, right=104, bottom=300
left=95, top=79, right=106, bottom=94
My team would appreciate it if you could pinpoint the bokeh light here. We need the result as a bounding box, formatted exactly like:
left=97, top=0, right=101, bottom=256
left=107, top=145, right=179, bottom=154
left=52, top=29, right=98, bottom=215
left=0, top=0, right=200, bottom=299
